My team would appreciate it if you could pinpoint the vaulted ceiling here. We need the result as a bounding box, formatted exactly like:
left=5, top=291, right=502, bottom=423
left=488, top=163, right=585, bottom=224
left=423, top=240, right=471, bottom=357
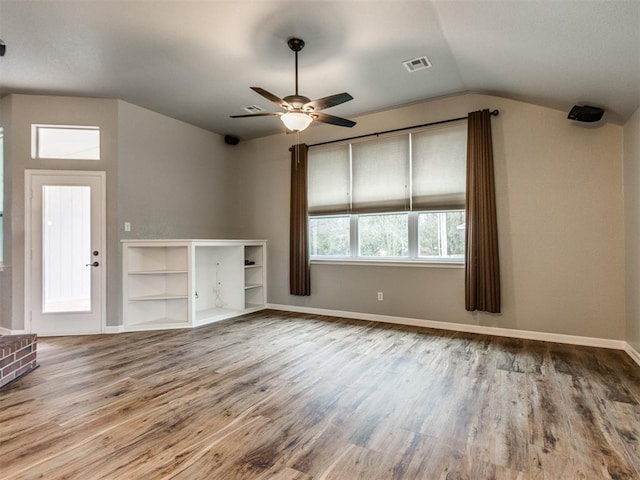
left=1, top=0, right=638, bottom=140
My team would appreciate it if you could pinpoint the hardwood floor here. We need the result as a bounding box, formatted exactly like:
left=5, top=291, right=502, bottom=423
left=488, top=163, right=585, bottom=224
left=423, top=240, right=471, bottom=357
left=1, top=310, right=639, bottom=479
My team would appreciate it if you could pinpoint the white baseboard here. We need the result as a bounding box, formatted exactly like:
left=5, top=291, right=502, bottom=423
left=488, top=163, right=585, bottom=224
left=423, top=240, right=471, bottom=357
left=267, top=303, right=628, bottom=351
left=0, top=327, right=29, bottom=335
left=625, top=343, right=640, bottom=367
left=104, top=325, right=125, bottom=334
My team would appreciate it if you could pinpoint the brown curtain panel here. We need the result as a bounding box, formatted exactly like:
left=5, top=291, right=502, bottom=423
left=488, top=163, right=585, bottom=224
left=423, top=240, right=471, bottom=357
left=465, top=109, right=501, bottom=313
left=290, top=143, right=311, bottom=296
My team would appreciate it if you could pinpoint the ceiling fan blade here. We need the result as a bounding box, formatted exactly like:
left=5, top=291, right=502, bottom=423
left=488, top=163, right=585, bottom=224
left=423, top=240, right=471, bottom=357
left=230, top=112, right=282, bottom=118
left=304, top=92, right=354, bottom=111
left=250, top=87, right=290, bottom=109
left=312, top=112, right=356, bottom=128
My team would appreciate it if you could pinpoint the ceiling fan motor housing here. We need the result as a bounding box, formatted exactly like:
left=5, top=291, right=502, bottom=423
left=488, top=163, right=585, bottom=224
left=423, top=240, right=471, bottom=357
left=283, top=95, right=312, bottom=110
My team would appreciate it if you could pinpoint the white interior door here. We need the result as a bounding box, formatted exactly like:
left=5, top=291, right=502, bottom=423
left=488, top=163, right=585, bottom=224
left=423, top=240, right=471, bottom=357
left=26, top=170, right=106, bottom=335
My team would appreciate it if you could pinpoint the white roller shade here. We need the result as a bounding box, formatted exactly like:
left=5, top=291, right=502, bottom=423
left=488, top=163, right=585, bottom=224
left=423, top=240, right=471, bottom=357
left=411, top=121, right=467, bottom=210
left=308, top=144, right=351, bottom=215
left=351, top=135, right=409, bottom=213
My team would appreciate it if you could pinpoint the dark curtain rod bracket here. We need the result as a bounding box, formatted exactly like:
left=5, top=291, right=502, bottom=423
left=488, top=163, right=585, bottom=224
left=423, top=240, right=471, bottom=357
left=309, top=109, right=499, bottom=148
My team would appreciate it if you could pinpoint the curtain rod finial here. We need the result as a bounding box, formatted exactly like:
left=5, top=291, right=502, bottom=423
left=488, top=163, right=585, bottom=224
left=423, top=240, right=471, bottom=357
left=490, top=110, right=499, bottom=116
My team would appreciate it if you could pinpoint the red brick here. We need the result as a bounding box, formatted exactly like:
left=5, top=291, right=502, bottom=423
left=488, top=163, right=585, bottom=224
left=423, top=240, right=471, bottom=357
left=0, top=371, right=16, bottom=388
left=20, top=352, right=37, bottom=366
left=0, top=354, right=15, bottom=369
left=2, top=360, right=22, bottom=376
left=15, top=363, right=36, bottom=377
left=0, top=335, right=37, bottom=388
left=15, top=345, right=33, bottom=359
left=0, top=345, right=15, bottom=356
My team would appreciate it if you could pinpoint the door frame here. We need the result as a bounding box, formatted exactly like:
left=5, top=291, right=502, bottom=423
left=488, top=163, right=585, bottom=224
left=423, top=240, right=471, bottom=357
left=24, top=169, right=107, bottom=335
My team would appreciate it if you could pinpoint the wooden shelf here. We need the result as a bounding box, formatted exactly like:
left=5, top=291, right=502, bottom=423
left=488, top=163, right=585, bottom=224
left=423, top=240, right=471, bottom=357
left=195, top=307, right=240, bottom=323
left=129, top=294, right=188, bottom=301
left=129, top=317, right=190, bottom=326
left=123, top=239, right=266, bottom=332
left=128, top=270, right=188, bottom=275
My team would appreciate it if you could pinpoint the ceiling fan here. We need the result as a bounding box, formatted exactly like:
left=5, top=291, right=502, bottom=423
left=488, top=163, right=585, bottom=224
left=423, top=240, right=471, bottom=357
left=231, top=38, right=356, bottom=132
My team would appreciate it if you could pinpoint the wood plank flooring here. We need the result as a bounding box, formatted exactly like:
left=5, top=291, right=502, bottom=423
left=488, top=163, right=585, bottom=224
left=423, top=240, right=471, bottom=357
left=1, top=310, right=639, bottom=479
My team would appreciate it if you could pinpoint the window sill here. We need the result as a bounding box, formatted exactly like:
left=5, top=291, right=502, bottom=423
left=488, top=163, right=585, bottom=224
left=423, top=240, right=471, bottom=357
left=310, top=258, right=464, bottom=268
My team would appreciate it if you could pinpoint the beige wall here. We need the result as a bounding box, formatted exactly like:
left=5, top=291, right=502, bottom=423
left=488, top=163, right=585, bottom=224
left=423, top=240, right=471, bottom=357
left=0, top=95, right=241, bottom=329
left=115, top=100, right=242, bottom=326
left=624, top=106, right=640, bottom=351
left=235, top=93, right=626, bottom=340
left=0, top=92, right=628, bottom=340
left=0, top=95, right=119, bottom=330
left=0, top=97, right=12, bottom=329
left=117, top=101, right=242, bottom=240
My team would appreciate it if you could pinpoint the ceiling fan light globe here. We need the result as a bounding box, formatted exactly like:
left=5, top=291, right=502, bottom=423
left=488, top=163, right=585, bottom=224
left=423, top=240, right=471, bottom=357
left=281, top=112, right=313, bottom=132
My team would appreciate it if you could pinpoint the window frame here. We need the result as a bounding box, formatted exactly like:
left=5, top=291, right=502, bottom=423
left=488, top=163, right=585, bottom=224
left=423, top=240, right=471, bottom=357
left=309, top=209, right=466, bottom=266
left=31, top=124, right=101, bottom=161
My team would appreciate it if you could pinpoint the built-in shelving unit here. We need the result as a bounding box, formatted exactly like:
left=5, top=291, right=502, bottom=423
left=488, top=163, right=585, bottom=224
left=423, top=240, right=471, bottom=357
left=243, top=245, right=265, bottom=309
left=122, top=239, right=266, bottom=331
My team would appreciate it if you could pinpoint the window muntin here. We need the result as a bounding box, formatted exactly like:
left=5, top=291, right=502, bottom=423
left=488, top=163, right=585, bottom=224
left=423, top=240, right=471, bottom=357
left=31, top=125, right=100, bottom=160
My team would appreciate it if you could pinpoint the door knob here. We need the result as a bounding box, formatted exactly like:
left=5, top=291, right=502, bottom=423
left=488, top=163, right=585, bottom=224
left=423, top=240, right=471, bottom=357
left=86, top=261, right=99, bottom=267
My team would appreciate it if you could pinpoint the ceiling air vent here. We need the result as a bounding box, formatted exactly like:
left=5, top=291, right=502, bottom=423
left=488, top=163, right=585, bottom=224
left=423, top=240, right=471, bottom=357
left=243, top=105, right=264, bottom=114
left=402, top=56, right=432, bottom=73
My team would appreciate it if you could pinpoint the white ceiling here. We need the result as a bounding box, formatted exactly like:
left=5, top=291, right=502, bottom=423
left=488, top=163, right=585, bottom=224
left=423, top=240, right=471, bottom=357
left=1, top=0, right=638, bottom=140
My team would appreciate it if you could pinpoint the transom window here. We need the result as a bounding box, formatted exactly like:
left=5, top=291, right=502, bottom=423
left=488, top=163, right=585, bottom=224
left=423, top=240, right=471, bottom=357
left=308, top=121, right=467, bottom=263
left=31, top=124, right=100, bottom=160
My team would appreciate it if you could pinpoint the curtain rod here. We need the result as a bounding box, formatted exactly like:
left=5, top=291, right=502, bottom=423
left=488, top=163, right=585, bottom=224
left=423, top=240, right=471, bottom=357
left=309, top=109, right=499, bottom=148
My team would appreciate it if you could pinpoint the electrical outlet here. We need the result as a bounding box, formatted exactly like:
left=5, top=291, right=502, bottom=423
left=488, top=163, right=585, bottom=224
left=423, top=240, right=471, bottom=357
left=377, top=292, right=383, bottom=301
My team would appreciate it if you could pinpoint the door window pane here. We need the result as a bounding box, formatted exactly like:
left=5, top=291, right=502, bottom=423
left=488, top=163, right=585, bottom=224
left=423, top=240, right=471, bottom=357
left=43, top=186, right=92, bottom=313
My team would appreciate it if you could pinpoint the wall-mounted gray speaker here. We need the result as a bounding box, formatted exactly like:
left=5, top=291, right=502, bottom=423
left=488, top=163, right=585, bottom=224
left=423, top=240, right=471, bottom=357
left=224, top=135, right=240, bottom=145
left=567, top=105, right=604, bottom=123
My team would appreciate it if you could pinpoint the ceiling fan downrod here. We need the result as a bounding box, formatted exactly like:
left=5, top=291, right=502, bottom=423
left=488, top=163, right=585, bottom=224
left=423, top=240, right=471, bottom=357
left=288, top=38, right=305, bottom=97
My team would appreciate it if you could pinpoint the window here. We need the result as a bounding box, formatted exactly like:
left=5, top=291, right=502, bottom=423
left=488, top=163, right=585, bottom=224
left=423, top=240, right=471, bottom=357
left=31, top=125, right=100, bottom=160
left=418, top=211, right=465, bottom=259
left=308, top=121, right=467, bottom=263
left=359, top=213, right=408, bottom=257
left=309, top=215, right=350, bottom=257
